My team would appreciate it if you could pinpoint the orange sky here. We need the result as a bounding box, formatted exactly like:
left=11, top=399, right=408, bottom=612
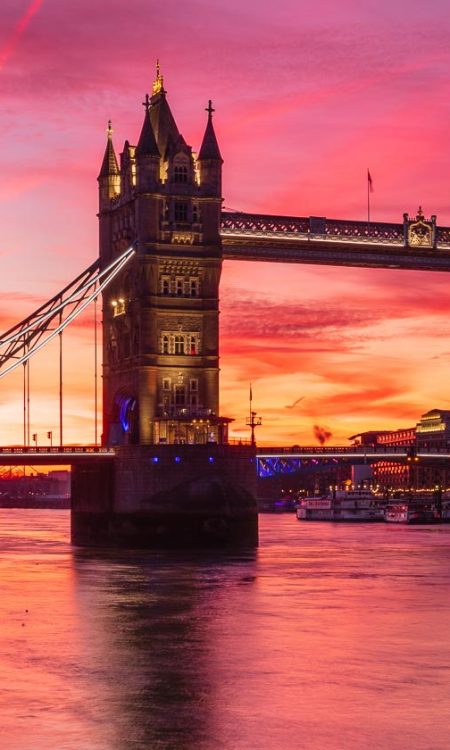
left=1, top=0, right=450, bottom=446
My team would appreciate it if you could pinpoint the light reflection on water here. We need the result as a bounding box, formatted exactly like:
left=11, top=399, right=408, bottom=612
left=1, top=510, right=450, bottom=749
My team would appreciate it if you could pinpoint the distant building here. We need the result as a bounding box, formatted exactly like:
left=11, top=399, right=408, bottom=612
left=351, top=409, right=450, bottom=491
left=0, top=470, right=70, bottom=500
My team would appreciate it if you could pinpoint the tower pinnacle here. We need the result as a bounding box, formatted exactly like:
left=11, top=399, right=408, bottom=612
left=152, top=59, right=164, bottom=96
left=98, top=120, right=119, bottom=179
left=198, top=101, right=222, bottom=161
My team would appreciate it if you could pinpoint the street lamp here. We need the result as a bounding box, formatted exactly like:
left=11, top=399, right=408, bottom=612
left=47, top=431, right=53, bottom=448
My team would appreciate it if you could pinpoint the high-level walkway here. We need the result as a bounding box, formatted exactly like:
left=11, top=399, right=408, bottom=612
left=221, top=212, right=450, bottom=271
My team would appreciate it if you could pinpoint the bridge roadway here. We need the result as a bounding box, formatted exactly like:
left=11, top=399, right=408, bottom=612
left=1, top=445, right=449, bottom=467
left=0, top=447, right=114, bottom=466
left=220, top=212, right=450, bottom=271
left=257, top=446, right=450, bottom=459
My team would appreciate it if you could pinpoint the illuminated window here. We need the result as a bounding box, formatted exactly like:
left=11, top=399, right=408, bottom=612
left=111, top=298, right=126, bottom=317
left=162, top=335, right=170, bottom=354
left=174, top=202, right=188, bottom=222
left=161, top=276, right=170, bottom=295
left=174, top=335, right=185, bottom=355
left=176, top=277, right=184, bottom=296
left=163, top=378, right=171, bottom=391
left=189, top=336, right=197, bottom=355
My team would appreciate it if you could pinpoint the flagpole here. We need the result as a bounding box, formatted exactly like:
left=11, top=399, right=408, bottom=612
left=367, top=169, right=370, bottom=225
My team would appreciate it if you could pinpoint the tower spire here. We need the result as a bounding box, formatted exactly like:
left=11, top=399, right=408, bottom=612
left=152, top=58, right=165, bottom=96
left=198, top=100, right=222, bottom=161
left=98, top=120, right=119, bottom=178
left=136, top=95, right=160, bottom=157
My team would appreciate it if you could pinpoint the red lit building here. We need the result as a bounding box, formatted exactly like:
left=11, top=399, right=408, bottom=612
left=351, top=409, right=450, bottom=491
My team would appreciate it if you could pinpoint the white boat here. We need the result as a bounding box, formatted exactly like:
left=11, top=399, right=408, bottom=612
left=296, top=489, right=384, bottom=522
left=384, top=500, right=441, bottom=524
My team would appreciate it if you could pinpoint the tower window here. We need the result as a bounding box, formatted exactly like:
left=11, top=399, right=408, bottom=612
left=174, top=202, right=188, bottom=222
left=161, top=276, right=170, bottom=295
left=174, top=335, right=185, bottom=355
left=190, top=278, right=199, bottom=297
left=163, top=378, right=171, bottom=391
left=176, top=277, right=184, bottom=296
left=190, top=379, right=198, bottom=392
left=174, top=166, right=188, bottom=183
left=162, top=335, right=170, bottom=354
left=190, top=336, right=198, bottom=355
left=193, top=204, right=199, bottom=223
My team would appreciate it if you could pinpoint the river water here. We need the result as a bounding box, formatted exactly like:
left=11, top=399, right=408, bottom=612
left=1, top=510, right=450, bottom=750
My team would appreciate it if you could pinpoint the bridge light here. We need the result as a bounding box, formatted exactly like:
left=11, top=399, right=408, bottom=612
left=174, top=456, right=181, bottom=463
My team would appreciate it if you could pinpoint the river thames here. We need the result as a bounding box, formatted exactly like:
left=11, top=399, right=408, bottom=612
left=1, top=509, right=450, bottom=750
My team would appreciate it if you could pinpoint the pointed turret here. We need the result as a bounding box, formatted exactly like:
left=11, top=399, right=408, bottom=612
left=149, top=61, right=180, bottom=159
left=198, top=101, right=222, bottom=162
left=197, top=101, right=222, bottom=198
left=136, top=95, right=160, bottom=157
left=98, top=121, right=120, bottom=208
left=136, top=94, right=161, bottom=192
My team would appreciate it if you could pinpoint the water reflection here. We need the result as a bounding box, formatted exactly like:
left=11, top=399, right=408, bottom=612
left=72, top=548, right=257, bottom=750
left=2, top=511, right=450, bottom=750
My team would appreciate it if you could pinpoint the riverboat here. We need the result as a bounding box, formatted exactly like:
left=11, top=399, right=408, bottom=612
left=384, top=500, right=441, bottom=524
left=296, top=489, right=384, bottom=522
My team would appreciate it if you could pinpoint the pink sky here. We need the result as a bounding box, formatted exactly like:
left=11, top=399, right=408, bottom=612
left=1, top=0, right=450, bottom=446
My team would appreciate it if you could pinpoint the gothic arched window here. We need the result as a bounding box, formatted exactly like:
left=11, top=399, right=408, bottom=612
left=162, top=335, right=170, bottom=354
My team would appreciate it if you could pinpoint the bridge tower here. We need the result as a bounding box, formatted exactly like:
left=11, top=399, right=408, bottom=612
left=98, top=65, right=229, bottom=447
left=73, top=66, right=257, bottom=548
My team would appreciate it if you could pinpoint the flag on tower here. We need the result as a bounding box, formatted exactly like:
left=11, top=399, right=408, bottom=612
left=367, top=169, right=374, bottom=193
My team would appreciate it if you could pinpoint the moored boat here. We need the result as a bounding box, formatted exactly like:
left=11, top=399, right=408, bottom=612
left=384, top=500, right=441, bottom=524
left=296, top=489, right=384, bottom=522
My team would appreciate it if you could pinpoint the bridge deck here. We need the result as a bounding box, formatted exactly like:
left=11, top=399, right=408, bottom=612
left=221, top=212, right=450, bottom=271
left=0, top=447, right=115, bottom=466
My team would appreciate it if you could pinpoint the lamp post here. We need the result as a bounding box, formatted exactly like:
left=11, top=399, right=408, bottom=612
left=246, top=410, right=262, bottom=447
left=47, top=431, right=53, bottom=448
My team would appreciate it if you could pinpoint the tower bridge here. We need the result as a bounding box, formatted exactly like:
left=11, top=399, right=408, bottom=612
left=2, top=65, right=450, bottom=547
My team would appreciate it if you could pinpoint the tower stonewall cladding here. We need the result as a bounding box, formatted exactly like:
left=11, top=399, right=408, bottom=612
left=71, top=66, right=258, bottom=548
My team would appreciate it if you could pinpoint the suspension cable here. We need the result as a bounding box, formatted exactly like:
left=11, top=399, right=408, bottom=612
left=0, top=246, right=135, bottom=380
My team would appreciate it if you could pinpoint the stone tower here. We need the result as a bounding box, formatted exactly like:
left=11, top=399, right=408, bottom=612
left=97, top=66, right=230, bottom=446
